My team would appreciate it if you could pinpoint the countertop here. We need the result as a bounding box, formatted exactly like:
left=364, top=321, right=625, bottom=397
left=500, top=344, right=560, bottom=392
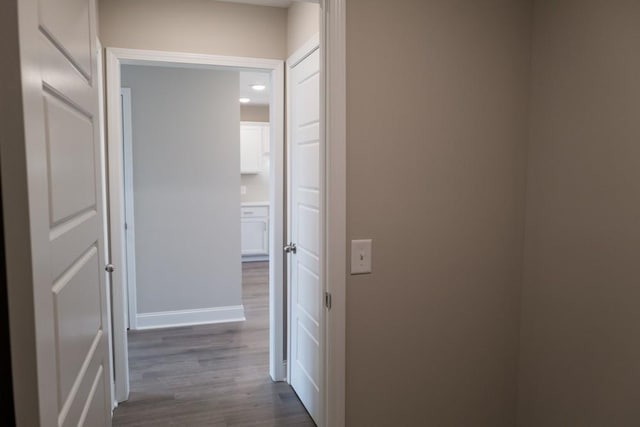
left=241, top=201, right=270, bottom=207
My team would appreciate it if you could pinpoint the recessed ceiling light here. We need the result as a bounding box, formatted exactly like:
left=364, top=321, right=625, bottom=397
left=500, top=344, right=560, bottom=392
left=239, top=98, right=251, bottom=104
left=251, top=84, right=266, bottom=91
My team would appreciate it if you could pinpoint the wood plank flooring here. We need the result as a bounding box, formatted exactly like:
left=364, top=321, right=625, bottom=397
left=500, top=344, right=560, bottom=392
left=113, top=262, right=315, bottom=426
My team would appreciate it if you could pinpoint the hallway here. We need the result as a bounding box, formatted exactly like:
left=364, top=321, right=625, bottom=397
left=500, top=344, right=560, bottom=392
left=112, top=262, right=314, bottom=426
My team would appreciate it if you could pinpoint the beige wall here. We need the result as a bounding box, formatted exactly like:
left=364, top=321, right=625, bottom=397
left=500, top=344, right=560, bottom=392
left=240, top=104, right=269, bottom=122
left=96, top=0, right=640, bottom=424
left=286, top=1, right=320, bottom=57
left=98, top=0, right=287, bottom=59
left=517, top=1, right=640, bottom=425
left=240, top=105, right=270, bottom=203
left=345, top=1, right=532, bottom=425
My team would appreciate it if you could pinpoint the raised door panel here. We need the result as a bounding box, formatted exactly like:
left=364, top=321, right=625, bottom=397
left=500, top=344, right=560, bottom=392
left=45, top=92, right=97, bottom=224
left=53, top=246, right=101, bottom=406
left=38, top=0, right=93, bottom=79
left=77, top=367, right=107, bottom=427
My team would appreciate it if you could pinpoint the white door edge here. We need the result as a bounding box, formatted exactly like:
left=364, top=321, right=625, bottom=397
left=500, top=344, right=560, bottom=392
left=97, top=37, right=118, bottom=413
left=105, top=48, right=287, bottom=405
left=322, top=1, right=347, bottom=426
left=120, top=87, right=138, bottom=331
left=105, top=49, right=131, bottom=404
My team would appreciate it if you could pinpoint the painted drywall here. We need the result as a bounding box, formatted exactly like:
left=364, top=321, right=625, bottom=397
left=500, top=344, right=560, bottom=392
left=98, top=0, right=287, bottom=59
left=240, top=105, right=270, bottom=203
left=345, top=1, right=532, bottom=425
left=240, top=104, right=269, bottom=122
left=517, top=1, right=640, bottom=425
left=286, top=1, right=320, bottom=57
left=122, top=65, right=242, bottom=315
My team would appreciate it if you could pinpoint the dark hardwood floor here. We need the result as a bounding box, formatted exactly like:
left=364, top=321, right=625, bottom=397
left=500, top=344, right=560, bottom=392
left=113, top=261, right=314, bottom=426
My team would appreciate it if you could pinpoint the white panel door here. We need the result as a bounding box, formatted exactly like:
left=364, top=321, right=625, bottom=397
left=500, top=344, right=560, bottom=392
left=288, top=47, right=322, bottom=424
left=12, top=0, right=112, bottom=424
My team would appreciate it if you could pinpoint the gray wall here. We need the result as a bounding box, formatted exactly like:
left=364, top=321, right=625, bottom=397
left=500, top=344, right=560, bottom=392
left=122, top=65, right=242, bottom=314
left=345, top=1, right=532, bottom=425
left=517, top=1, right=640, bottom=425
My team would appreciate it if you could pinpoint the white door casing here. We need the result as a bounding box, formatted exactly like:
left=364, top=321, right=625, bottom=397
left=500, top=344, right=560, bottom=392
left=287, top=42, right=323, bottom=424
left=4, top=0, right=113, bottom=425
left=106, top=48, right=287, bottom=396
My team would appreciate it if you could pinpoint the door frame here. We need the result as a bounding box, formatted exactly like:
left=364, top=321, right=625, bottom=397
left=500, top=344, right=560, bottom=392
left=321, top=1, right=347, bottom=426
left=286, top=1, right=347, bottom=424
left=105, top=48, right=286, bottom=404
left=120, top=87, right=138, bottom=330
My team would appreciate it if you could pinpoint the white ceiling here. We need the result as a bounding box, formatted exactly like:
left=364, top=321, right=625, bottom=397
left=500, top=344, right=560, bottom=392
left=217, top=0, right=294, bottom=8
left=239, top=71, right=271, bottom=105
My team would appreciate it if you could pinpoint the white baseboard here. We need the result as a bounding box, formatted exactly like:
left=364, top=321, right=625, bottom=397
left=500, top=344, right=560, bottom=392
left=135, top=305, right=246, bottom=330
left=242, top=255, right=269, bottom=262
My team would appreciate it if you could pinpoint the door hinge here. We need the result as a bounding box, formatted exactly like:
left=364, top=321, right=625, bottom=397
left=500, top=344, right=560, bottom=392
left=124, top=222, right=128, bottom=231
left=324, top=291, right=332, bottom=310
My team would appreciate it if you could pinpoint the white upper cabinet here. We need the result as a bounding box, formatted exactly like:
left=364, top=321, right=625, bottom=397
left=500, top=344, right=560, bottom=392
left=240, top=122, right=269, bottom=174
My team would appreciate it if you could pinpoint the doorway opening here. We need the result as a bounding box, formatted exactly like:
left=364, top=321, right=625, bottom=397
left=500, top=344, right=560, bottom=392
left=105, top=50, right=291, bottom=422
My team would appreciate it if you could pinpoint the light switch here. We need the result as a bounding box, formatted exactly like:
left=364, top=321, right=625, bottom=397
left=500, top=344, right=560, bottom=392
left=240, top=185, right=247, bottom=195
left=351, top=239, right=372, bottom=274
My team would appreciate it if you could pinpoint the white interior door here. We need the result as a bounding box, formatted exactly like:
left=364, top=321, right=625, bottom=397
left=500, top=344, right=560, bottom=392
left=8, top=0, right=112, bottom=425
left=288, top=46, right=323, bottom=424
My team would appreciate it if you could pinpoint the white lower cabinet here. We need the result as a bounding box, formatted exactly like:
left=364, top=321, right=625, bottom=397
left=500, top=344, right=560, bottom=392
left=241, top=204, right=269, bottom=259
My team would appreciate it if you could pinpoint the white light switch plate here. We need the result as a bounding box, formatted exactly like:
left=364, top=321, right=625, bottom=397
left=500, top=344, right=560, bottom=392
left=240, top=185, right=247, bottom=195
left=351, top=239, right=372, bottom=274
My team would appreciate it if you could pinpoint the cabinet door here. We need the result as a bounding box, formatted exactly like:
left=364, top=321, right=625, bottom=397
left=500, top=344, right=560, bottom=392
left=240, top=125, right=262, bottom=174
left=262, top=125, right=271, bottom=154
left=241, top=218, right=268, bottom=255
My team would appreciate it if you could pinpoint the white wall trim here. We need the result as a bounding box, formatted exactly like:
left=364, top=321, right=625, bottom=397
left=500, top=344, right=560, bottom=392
left=106, top=47, right=283, bottom=70
left=105, top=47, right=287, bottom=406
left=323, top=1, right=347, bottom=426
left=136, top=305, right=246, bottom=330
